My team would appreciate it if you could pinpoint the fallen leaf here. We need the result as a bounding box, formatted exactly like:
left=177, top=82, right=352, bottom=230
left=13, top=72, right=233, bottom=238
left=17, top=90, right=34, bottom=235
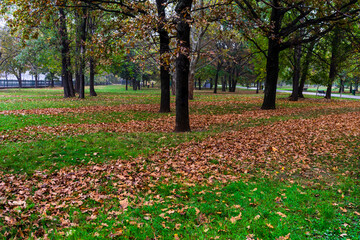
left=266, top=223, right=274, bottom=229
left=340, top=207, right=348, bottom=213
left=276, top=212, right=287, bottom=218
left=230, top=212, right=242, bottom=224
left=276, top=233, right=290, bottom=240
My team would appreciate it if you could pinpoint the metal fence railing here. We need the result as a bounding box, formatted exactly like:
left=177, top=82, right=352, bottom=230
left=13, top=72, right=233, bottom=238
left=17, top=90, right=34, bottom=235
left=0, top=79, right=62, bottom=89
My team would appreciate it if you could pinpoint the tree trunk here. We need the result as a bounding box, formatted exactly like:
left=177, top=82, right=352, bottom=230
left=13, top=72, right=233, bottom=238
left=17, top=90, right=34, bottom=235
left=355, top=79, right=359, bottom=91
left=157, top=0, right=171, bottom=113
left=290, top=44, right=302, bottom=101
left=59, top=7, right=73, bottom=98
left=75, top=11, right=81, bottom=93
left=213, top=61, right=221, bottom=94
left=174, top=0, right=192, bottom=132
left=261, top=1, right=282, bottom=109
left=89, top=56, right=97, bottom=96
left=79, top=7, right=87, bottom=99
left=198, top=77, right=201, bottom=90
left=261, top=39, right=281, bottom=109
left=35, top=73, right=38, bottom=88
left=298, top=41, right=315, bottom=98
left=230, top=68, right=237, bottom=92
left=17, top=71, right=22, bottom=88
left=350, top=82, right=353, bottom=93
left=133, top=79, right=137, bottom=90
left=222, top=76, right=226, bottom=92
left=228, top=73, right=232, bottom=92
left=171, top=73, right=176, bottom=95
left=188, top=64, right=195, bottom=99
left=339, top=78, right=344, bottom=93
left=325, top=27, right=340, bottom=100
left=126, top=79, right=128, bottom=90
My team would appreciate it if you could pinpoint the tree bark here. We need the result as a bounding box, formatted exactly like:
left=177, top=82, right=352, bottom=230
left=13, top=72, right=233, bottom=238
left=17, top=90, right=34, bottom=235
left=222, top=76, right=226, bottom=92
left=156, top=0, right=171, bottom=113
left=59, top=7, right=74, bottom=98
left=133, top=79, right=137, bottom=90
left=79, top=7, right=87, bottom=99
left=174, top=0, right=192, bottom=132
left=261, top=0, right=282, bottom=109
left=75, top=11, right=81, bottom=93
left=298, top=41, right=315, bottom=98
left=88, top=15, right=97, bottom=97
left=16, top=70, right=22, bottom=88
left=35, top=73, right=38, bottom=88
left=89, top=56, right=97, bottom=96
left=262, top=39, right=280, bottom=109
left=213, top=61, right=221, bottom=94
left=326, top=27, right=340, bottom=100
left=290, top=44, right=302, bottom=101
left=198, top=77, right=201, bottom=90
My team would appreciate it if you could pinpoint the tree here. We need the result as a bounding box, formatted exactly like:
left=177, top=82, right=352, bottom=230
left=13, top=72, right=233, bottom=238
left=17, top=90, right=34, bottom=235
left=0, top=28, right=26, bottom=87
left=156, top=0, right=171, bottom=112
left=174, top=0, right=193, bottom=132
left=234, top=0, right=360, bottom=109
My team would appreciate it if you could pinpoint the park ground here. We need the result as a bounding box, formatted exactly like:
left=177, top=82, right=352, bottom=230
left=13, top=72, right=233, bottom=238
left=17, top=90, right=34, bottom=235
left=0, top=85, right=359, bottom=239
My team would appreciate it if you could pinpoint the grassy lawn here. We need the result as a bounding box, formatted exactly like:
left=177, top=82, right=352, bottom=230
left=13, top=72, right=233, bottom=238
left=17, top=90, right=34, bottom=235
left=0, top=85, right=359, bottom=239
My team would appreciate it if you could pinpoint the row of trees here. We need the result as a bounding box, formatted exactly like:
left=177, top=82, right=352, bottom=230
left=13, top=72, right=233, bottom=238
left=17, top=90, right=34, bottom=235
left=1, top=0, right=360, bottom=131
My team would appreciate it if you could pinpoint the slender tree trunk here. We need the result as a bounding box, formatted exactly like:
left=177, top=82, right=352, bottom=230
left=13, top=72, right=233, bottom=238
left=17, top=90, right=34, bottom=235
left=290, top=44, right=302, bottom=101
left=133, top=79, right=137, bottom=90
left=171, top=73, right=176, bottom=95
left=75, top=12, right=81, bottom=93
left=157, top=0, right=171, bottom=113
left=35, top=73, right=38, bottom=88
left=350, top=82, right=353, bottom=93
left=17, top=71, right=22, bottom=88
left=198, top=77, right=201, bottom=90
left=222, top=76, right=226, bottom=92
left=88, top=15, right=97, bottom=97
left=339, top=78, right=344, bottom=93
left=89, top=56, right=97, bottom=96
left=355, top=79, right=359, bottom=91
left=126, top=79, right=128, bottom=90
left=231, top=68, right=237, bottom=92
left=79, top=7, right=87, bottom=99
left=188, top=63, right=195, bottom=99
left=298, top=41, right=315, bottom=98
left=325, top=27, right=340, bottom=100
left=59, top=7, right=73, bottom=98
left=50, top=72, right=54, bottom=87
left=174, top=0, right=192, bottom=132
left=213, top=61, right=221, bottom=94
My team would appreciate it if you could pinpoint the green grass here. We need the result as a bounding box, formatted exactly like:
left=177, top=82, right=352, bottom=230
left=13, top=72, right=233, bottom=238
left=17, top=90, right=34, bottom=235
left=0, top=85, right=359, bottom=239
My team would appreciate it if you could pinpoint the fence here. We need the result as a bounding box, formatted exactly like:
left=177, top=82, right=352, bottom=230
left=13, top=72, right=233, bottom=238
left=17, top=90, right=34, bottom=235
left=0, top=79, right=62, bottom=89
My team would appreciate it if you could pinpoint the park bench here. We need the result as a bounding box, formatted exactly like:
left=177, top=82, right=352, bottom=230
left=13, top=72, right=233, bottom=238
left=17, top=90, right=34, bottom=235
left=316, top=90, right=325, bottom=96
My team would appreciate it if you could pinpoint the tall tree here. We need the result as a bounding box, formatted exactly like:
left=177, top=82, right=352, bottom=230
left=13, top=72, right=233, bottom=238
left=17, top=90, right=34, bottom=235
left=59, top=7, right=75, bottom=98
left=174, top=0, right=193, bottom=132
left=156, top=0, right=171, bottom=113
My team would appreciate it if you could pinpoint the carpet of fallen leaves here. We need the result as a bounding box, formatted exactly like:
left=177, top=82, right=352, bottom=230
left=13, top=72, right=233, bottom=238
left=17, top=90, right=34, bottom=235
left=1, top=100, right=360, bottom=143
left=1, top=102, right=360, bottom=238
